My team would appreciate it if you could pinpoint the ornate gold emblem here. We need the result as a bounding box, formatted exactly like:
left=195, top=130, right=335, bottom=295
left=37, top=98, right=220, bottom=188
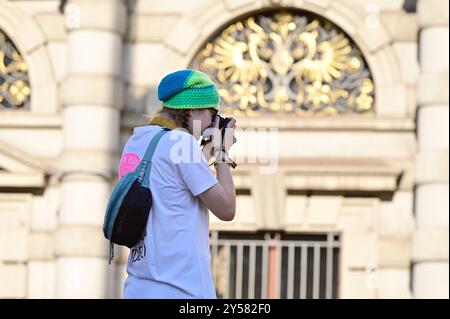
left=1, top=30, right=31, bottom=110
left=191, top=12, right=374, bottom=116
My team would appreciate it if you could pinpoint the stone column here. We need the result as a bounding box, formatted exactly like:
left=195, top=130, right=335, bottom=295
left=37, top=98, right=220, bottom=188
left=57, top=0, right=126, bottom=298
left=413, top=0, right=449, bottom=299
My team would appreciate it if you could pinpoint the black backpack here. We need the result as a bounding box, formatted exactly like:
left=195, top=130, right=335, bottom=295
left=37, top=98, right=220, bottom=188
left=102, top=128, right=170, bottom=263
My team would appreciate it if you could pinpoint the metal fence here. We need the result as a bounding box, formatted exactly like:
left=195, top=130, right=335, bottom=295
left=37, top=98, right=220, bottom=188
left=210, top=232, right=340, bottom=299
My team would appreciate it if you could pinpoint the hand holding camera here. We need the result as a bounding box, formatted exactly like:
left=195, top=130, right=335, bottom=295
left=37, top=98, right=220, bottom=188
left=202, top=114, right=237, bottom=167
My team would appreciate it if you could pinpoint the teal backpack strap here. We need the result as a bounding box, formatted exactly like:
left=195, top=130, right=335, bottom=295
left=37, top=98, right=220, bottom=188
left=138, top=128, right=170, bottom=188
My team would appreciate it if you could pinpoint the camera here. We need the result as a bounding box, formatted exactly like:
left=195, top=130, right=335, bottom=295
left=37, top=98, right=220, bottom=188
left=217, top=114, right=232, bottom=130
left=200, top=115, right=232, bottom=147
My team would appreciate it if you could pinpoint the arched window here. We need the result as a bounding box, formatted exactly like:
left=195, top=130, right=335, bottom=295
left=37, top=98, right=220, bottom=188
left=190, top=10, right=374, bottom=116
left=0, top=29, right=31, bottom=110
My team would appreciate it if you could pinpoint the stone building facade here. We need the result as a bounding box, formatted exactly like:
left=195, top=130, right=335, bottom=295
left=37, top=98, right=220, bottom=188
left=0, top=0, right=448, bottom=298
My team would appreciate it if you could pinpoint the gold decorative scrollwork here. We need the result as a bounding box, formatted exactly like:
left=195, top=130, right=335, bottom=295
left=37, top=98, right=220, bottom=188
left=0, top=30, right=31, bottom=110
left=190, top=11, right=374, bottom=116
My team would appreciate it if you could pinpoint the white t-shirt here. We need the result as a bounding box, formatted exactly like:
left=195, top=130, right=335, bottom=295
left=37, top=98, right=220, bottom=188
left=120, top=125, right=218, bottom=299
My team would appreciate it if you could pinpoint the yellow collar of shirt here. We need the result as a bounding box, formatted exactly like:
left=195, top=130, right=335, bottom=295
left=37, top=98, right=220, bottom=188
left=149, top=116, right=178, bottom=130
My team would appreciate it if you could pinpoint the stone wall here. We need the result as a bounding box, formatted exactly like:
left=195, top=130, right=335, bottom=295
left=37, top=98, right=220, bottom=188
left=0, top=0, right=445, bottom=299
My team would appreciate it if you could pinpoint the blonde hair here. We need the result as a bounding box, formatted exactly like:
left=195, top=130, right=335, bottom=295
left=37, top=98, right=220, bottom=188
left=156, top=107, right=191, bottom=130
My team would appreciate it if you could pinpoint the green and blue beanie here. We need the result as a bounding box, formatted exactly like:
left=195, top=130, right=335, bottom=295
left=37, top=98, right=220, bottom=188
left=157, top=69, right=220, bottom=109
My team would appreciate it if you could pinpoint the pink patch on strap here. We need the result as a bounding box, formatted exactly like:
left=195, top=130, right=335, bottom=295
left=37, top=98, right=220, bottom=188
left=119, top=153, right=141, bottom=178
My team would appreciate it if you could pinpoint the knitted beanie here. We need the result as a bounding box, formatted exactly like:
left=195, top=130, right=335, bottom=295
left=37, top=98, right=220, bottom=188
left=157, top=69, right=220, bottom=109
